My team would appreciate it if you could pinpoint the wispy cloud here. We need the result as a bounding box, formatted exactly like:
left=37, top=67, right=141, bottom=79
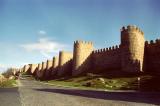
left=0, top=64, right=8, bottom=73
left=20, top=38, right=68, bottom=58
left=38, top=30, right=46, bottom=36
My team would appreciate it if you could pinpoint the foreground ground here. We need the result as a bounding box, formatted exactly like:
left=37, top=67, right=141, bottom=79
left=0, top=75, right=160, bottom=106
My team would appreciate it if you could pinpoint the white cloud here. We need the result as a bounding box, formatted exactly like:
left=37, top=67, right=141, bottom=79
left=40, top=51, right=52, bottom=58
left=0, top=64, right=19, bottom=69
left=20, top=38, right=68, bottom=58
left=0, top=64, right=8, bottom=73
left=0, top=64, right=6, bottom=68
left=38, top=30, right=46, bottom=36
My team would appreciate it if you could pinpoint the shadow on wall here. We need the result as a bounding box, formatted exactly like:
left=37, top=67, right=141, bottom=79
left=74, top=52, right=141, bottom=78
left=42, top=59, right=73, bottom=79
left=51, top=67, right=59, bottom=79
left=72, top=45, right=122, bottom=76
left=35, top=68, right=46, bottom=80
left=139, top=76, right=160, bottom=91
left=44, top=68, right=53, bottom=80
left=91, top=46, right=121, bottom=74
left=57, top=59, right=73, bottom=77
left=43, top=69, right=49, bottom=79
left=73, top=54, right=93, bottom=76
left=34, top=88, right=160, bottom=105
left=26, top=67, right=32, bottom=75
left=144, top=40, right=160, bottom=74
left=32, top=67, right=38, bottom=77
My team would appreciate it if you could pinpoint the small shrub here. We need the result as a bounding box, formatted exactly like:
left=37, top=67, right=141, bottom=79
left=82, top=78, right=106, bottom=88
left=0, top=79, right=16, bottom=88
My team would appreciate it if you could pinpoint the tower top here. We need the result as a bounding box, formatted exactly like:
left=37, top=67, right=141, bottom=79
left=74, top=40, right=93, bottom=45
left=121, top=25, right=144, bottom=35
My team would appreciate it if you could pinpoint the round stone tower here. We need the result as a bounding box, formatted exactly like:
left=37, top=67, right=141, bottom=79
left=51, top=56, right=59, bottom=76
left=39, top=62, right=46, bottom=78
left=23, top=65, right=29, bottom=72
left=30, top=64, right=38, bottom=74
left=72, top=40, right=94, bottom=76
left=42, top=62, right=47, bottom=71
left=37, top=63, right=42, bottom=71
left=58, top=51, right=65, bottom=67
left=58, top=51, right=73, bottom=67
left=46, top=60, right=52, bottom=70
left=58, top=51, right=73, bottom=76
left=36, top=63, right=42, bottom=78
left=45, top=60, right=53, bottom=79
left=52, top=56, right=59, bottom=69
left=121, top=25, right=145, bottom=72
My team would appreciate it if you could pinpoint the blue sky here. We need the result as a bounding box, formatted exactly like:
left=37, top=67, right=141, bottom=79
left=0, top=0, right=160, bottom=72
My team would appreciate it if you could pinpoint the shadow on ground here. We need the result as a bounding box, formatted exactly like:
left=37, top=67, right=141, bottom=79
left=35, top=88, right=160, bottom=105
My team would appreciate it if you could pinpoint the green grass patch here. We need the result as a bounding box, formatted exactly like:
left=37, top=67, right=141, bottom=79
left=42, top=74, right=159, bottom=91
left=46, top=80, right=92, bottom=89
left=0, top=79, right=17, bottom=88
left=43, top=75, right=139, bottom=90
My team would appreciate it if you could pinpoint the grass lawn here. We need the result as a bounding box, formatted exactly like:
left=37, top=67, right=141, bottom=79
left=0, top=79, right=17, bottom=88
left=43, top=75, right=140, bottom=90
left=42, top=74, right=160, bottom=91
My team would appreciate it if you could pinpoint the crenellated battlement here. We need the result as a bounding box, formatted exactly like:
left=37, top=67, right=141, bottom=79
left=74, top=40, right=93, bottom=46
left=93, top=45, right=120, bottom=54
left=145, top=39, right=160, bottom=46
left=121, top=25, right=144, bottom=35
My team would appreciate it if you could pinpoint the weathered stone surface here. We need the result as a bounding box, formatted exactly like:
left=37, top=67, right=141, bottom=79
left=57, top=51, right=73, bottom=76
left=36, top=63, right=42, bottom=79
left=72, top=41, right=93, bottom=76
left=51, top=56, right=59, bottom=76
left=121, top=25, right=145, bottom=72
left=30, top=64, right=38, bottom=74
left=23, top=65, right=30, bottom=73
left=45, top=60, right=53, bottom=79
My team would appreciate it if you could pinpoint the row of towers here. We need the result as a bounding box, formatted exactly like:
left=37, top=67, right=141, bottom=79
left=21, top=25, right=146, bottom=78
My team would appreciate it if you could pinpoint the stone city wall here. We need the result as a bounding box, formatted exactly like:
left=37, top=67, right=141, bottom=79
left=21, top=25, right=160, bottom=79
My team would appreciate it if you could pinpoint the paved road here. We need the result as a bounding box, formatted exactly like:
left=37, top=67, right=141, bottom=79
left=0, top=76, right=160, bottom=106
left=0, top=87, right=21, bottom=106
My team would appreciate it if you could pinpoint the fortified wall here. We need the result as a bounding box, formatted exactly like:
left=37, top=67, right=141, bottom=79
left=23, top=25, right=160, bottom=78
left=35, top=63, right=42, bottom=79
left=72, top=41, right=93, bottom=76
left=44, top=60, right=53, bottom=79
left=92, top=45, right=121, bottom=73
left=23, top=65, right=30, bottom=73
left=72, top=25, right=145, bottom=76
left=29, top=64, right=38, bottom=74
left=51, top=56, right=59, bottom=76
left=34, top=62, right=46, bottom=79
left=144, top=40, right=160, bottom=73
left=58, top=51, right=73, bottom=76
